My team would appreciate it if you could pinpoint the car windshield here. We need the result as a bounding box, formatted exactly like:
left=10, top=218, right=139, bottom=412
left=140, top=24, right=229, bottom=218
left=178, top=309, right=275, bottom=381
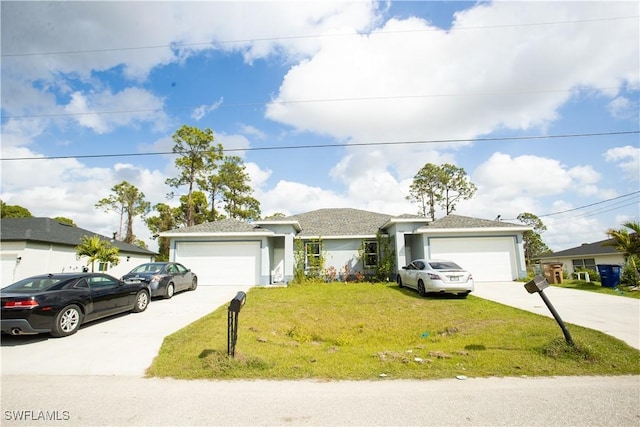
left=130, top=264, right=164, bottom=274
left=2, top=277, right=63, bottom=292
left=428, top=261, right=462, bottom=270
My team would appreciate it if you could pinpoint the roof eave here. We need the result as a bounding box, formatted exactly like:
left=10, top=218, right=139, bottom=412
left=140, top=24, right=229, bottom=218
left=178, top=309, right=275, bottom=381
left=380, top=218, right=430, bottom=229
left=296, top=234, right=382, bottom=240
left=254, top=220, right=302, bottom=232
left=419, top=226, right=531, bottom=234
left=160, top=231, right=275, bottom=238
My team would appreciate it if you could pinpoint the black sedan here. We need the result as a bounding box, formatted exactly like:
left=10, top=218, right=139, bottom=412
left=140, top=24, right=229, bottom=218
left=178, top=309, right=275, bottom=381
left=1, top=272, right=150, bottom=338
left=121, top=262, right=197, bottom=299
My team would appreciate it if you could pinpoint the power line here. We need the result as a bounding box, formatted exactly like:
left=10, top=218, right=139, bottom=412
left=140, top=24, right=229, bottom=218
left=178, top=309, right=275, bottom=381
left=2, top=15, right=636, bottom=57
left=538, top=191, right=640, bottom=218
left=502, top=191, right=640, bottom=223
left=1, top=130, right=637, bottom=162
left=548, top=199, right=640, bottom=226
left=0, top=86, right=624, bottom=120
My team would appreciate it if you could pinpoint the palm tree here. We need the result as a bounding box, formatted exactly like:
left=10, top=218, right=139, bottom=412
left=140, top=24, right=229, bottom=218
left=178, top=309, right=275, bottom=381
left=605, top=221, right=640, bottom=289
left=75, top=235, right=120, bottom=272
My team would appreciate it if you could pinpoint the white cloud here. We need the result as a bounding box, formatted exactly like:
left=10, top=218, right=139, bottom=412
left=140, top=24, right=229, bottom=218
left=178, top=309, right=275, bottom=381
left=257, top=180, right=349, bottom=216
left=608, top=96, right=637, bottom=120
left=245, top=162, right=272, bottom=189
left=191, top=98, right=224, bottom=121
left=474, top=153, right=573, bottom=198
left=64, top=88, right=168, bottom=134
left=604, top=145, right=640, bottom=179
left=266, top=2, right=638, bottom=144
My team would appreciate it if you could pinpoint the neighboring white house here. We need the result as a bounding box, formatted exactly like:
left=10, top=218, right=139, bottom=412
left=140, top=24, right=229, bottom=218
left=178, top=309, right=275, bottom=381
left=1, top=217, right=157, bottom=284
left=160, top=208, right=530, bottom=286
left=537, top=238, right=624, bottom=277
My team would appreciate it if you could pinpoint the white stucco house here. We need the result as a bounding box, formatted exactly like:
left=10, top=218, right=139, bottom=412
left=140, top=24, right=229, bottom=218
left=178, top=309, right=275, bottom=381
left=1, top=217, right=157, bottom=285
left=160, top=208, right=530, bottom=286
left=537, top=237, right=624, bottom=277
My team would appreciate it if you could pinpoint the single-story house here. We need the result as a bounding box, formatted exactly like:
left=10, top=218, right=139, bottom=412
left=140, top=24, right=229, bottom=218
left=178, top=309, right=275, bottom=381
left=160, top=208, right=530, bottom=285
left=537, top=238, right=624, bottom=277
left=1, top=217, right=157, bottom=285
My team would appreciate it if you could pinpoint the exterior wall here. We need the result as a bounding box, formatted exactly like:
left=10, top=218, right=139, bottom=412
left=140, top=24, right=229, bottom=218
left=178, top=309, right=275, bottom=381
left=259, top=224, right=297, bottom=284
left=540, top=253, right=625, bottom=276
left=322, top=239, right=363, bottom=277
left=385, top=223, right=422, bottom=274
left=515, top=234, right=527, bottom=277
left=0, top=241, right=153, bottom=283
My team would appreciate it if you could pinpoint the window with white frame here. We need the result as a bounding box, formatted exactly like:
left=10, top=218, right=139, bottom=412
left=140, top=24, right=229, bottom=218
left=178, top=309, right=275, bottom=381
left=572, top=258, right=596, bottom=271
left=98, top=262, right=109, bottom=272
left=363, top=240, right=378, bottom=268
left=305, top=241, right=321, bottom=269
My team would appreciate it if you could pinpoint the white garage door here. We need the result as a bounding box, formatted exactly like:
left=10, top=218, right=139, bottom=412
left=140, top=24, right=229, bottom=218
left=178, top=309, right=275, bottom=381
left=429, top=237, right=517, bottom=281
left=175, top=241, right=260, bottom=286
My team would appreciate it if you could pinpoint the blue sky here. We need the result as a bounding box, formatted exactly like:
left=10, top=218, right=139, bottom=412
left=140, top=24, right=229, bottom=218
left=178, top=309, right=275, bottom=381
left=1, top=1, right=638, bottom=252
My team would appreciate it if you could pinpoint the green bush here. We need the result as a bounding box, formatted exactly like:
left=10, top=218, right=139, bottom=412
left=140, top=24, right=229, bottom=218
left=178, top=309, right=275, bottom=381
left=620, top=256, right=640, bottom=288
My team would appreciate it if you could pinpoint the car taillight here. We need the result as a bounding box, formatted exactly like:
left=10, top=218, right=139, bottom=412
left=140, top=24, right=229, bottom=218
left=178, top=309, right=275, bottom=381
left=3, top=299, right=39, bottom=309
left=428, top=273, right=441, bottom=280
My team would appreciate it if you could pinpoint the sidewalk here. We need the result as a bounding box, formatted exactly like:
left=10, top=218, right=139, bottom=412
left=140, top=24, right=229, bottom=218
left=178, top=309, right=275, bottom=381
left=473, top=281, right=640, bottom=349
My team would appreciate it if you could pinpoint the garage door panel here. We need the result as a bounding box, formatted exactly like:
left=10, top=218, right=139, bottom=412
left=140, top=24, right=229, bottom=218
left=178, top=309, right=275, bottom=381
left=429, top=237, right=516, bottom=282
left=175, top=241, right=260, bottom=286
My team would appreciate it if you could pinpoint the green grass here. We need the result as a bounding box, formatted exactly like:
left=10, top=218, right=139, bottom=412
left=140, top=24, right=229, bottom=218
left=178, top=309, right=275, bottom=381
left=146, top=282, right=640, bottom=380
left=552, top=280, right=640, bottom=299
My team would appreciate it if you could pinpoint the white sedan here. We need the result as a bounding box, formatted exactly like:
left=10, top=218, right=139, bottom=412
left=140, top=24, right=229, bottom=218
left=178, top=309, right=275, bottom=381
left=397, top=259, right=474, bottom=298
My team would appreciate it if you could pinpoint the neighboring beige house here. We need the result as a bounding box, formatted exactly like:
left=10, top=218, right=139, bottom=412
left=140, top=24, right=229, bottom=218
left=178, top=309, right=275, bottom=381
left=1, top=217, right=156, bottom=285
left=161, top=208, right=531, bottom=286
left=537, top=237, right=624, bottom=277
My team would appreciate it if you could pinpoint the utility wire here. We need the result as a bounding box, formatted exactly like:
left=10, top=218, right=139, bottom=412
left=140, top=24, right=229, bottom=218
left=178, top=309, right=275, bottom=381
left=538, top=191, right=639, bottom=218
left=1, top=130, right=637, bottom=162
left=0, top=86, right=624, bottom=120
left=548, top=199, right=640, bottom=226
left=501, top=191, right=640, bottom=223
left=2, top=15, right=636, bottom=57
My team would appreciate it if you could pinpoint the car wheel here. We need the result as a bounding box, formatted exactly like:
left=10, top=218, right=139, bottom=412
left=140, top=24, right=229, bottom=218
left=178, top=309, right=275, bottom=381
left=397, top=276, right=403, bottom=288
left=417, top=280, right=426, bottom=297
left=165, top=282, right=175, bottom=299
left=51, top=304, right=83, bottom=337
left=132, top=290, right=150, bottom=312
left=190, top=277, right=198, bottom=291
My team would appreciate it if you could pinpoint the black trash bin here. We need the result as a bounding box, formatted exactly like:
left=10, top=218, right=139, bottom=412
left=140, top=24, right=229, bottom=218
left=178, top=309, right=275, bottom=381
left=596, top=264, right=621, bottom=288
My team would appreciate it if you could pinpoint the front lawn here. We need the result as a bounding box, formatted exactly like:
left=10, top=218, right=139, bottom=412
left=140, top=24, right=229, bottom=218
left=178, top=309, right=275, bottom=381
left=147, top=282, right=640, bottom=380
left=552, top=280, right=640, bottom=299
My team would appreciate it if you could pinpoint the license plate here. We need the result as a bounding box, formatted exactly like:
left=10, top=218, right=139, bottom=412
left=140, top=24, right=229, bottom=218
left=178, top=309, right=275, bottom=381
left=449, top=276, right=460, bottom=282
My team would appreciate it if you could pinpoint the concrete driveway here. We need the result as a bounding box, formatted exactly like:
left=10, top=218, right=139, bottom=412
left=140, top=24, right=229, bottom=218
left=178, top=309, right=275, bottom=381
left=0, top=284, right=253, bottom=375
left=472, top=281, right=640, bottom=349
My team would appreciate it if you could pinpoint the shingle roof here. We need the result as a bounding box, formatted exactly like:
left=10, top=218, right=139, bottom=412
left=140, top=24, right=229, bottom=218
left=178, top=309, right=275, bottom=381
left=287, top=208, right=393, bottom=237
left=166, top=218, right=267, bottom=234
left=427, top=214, right=524, bottom=229
left=538, top=238, right=618, bottom=258
left=0, top=217, right=156, bottom=255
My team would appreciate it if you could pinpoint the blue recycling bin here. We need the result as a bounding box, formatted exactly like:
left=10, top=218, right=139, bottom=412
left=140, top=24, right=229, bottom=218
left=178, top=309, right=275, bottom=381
left=596, top=264, right=621, bottom=288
